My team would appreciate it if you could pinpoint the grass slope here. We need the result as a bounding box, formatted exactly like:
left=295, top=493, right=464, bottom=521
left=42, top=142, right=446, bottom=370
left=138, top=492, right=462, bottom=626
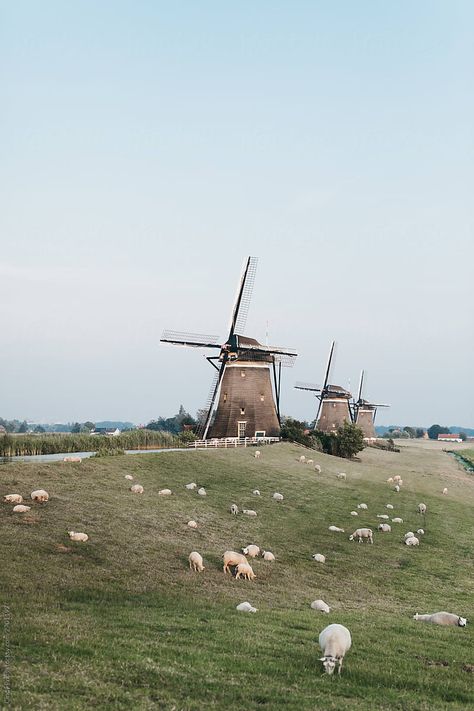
left=1, top=441, right=473, bottom=710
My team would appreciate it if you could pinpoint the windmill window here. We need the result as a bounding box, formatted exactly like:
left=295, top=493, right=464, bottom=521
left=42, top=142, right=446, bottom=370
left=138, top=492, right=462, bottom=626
left=260, top=394, right=265, bottom=402
left=223, top=393, right=227, bottom=403
left=241, top=371, right=246, bottom=378
left=240, top=408, right=245, bottom=415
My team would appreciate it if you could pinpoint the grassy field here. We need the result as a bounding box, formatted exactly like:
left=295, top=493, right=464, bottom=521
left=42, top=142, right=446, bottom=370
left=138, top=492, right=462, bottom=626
left=1, top=440, right=473, bottom=710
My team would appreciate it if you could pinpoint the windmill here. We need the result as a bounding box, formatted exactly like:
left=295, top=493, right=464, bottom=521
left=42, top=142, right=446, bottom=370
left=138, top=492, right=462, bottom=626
left=161, top=257, right=297, bottom=440
left=352, top=370, right=389, bottom=440
left=295, top=341, right=353, bottom=433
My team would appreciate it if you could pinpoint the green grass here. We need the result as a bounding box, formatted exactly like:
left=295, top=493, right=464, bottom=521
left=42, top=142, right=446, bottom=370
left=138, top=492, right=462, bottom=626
left=1, top=441, right=473, bottom=709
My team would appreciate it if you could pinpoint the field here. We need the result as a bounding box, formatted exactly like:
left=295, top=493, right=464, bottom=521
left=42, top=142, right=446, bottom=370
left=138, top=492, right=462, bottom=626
left=1, top=440, right=473, bottom=710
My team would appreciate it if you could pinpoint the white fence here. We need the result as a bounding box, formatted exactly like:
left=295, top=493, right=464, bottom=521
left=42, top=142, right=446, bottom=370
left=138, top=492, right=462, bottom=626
left=188, top=437, right=280, bottom=449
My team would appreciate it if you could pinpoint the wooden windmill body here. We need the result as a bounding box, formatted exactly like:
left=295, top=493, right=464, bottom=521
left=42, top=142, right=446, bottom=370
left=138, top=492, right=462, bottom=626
left=161, top=258, right=297, bottom=440
left=353, top=371, right=389, bottom=440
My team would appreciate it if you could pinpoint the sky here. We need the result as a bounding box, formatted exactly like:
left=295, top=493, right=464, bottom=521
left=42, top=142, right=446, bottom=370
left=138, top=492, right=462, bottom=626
left=1, top=1, right=473, bottom=427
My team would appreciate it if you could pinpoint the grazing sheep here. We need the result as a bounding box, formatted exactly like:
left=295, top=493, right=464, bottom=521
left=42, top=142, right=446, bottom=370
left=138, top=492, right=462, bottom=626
left=417, top=503, right=427, bottom=514
left=398, top=479, right=404, bottom=486
left=405, top=536, right=420, bottom=546
left=394, top=485, right=400, bottom=493
left=306, top=459, right=314, bottom=465
left=314, top=464, right=322, bottom=473
left=187, top=520, right=198, bottom=529
left=312, top=553, right=326, bottom=563
left=392, top=517, right=403, bottom=523
left=235, top=562, right=256, bottom=581
left=318, top=623, right=352, bottom=676
left=254, top=450, right=261, bottom=459
left=236, top=602, right=257, bottom=613
left=350, top=511, right=358, bottom=516
left=272, top=492, right=284, bottom=501
left=188, top=551, right=205, bottom=572
left=223, top=551, right=248, bottom=574
left=377, top=514, right=390, bottom=520
left=68, top=531, right=89, bottom=542
left=386, top=504, right=394, bottom=509
left=125, top=475, right=134, bottom=481
left=12, top=505, right=31, bottom=513
left=185, top=482, right=197, bottom=490
left=262, top=550, right=275, bottom=562
left=242, top=545, right=260, bottom=558
left=413, top=612, right=467, bottom=627
left=158, top=489, right=172, bottom=496
left=416, top=528, right=425, bottom=535
left=130, top=484, right=144, bottom=494
left=393, top=475, right=401, bottom=482
left=299, top=455, right=306, bottom=463
left=349, top=528, right=373, bottom=543
left=387, top=477, right=394, bottom=484
left=404, top=531, right=415, bottom=540
left=3, top=494, right=23, bottom=504
left=337, top=472, right=346, bottom=480
left=243, top=509, right=257, bottom=516
left=230, top=504, right=239, bottom=515
left=197, top=487, right=207, bottom=496
left=252, top=490, right=261, bottom=496
left=378, top=523, right=391, bottom=533
left=443, top=487, right=448, bottom=495
left=30, top=489, right=49, bottom=503
left=311, top=599, right=330, bottom=613
left=357, top=503, right=368, bottom=510
left=63, top=456, right=82, bottom=463
left=328, top=526, right=345, bottom=533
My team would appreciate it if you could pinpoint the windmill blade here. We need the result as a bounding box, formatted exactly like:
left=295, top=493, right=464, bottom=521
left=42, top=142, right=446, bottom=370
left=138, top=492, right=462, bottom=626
left=201, top=354, right=228, bottom=440
left=273, top=353, right=297, bottom=368
left=321, top=341, right=336, bottom=395
left=161, top=330, right=221, bottom=349
left=240, top=343, right=298, bottom=358
left=370, top=403, right=390, bottom=408
left=315, top=394, right=323, bottom=426
left=357, top=370, right=364, bottom=403
left=295, top=381, right=321, bottom=392
left=228, top=256, right=258, bottom=338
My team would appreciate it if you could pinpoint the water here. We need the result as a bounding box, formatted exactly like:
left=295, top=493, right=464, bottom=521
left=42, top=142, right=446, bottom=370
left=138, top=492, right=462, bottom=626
left=447, top=451, right=474, bottom=473
left=0, top=448, right=191, bottom=465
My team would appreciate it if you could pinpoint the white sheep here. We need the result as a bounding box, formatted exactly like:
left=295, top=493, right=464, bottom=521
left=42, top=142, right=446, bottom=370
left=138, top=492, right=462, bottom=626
left=299, top=455, right=306, bottom=463
left=404, top=531, right=415, bottom=540
left=314, top=464, right=322, bottom=473
left=188, top=551, right=205, bottom=572
left=125, top=474, right=134, bottom=481
left=328, top=525, right=345, bottom=533
left=357, top=503, right=368, bottom=510
left=68, top=531, right=89, bottom=542
left=242, top=545, right=260, bottom=558
left=306, top=459, right=314, bottom=465
left=318, top=623, right=352, bottom=675
left=350, top=511, right=358, bottom=516
left=243, top=509, right=257, bottom=516
left=236, top=601, right=257, bottom=613
left=187, top=520, right=198, bottom=529
left=252, top=490, right=261, bottom=496
left=393, top=475, right=401, bottom=482
left=442, top=487, right=448, bottom=495
left=413, top=612, right=467, bottom=627
left=13, top=504, right=31, bottom=513
left=378, top=523, right=391, bottom=533
left=391, top=517, right=403, bottom=523
left=405, top=536, right=419, bottom=546
left=349, top=528, right=373, bottom=543
left=311, top=599, right=330, bottom=613
left=386, top=504, right=394, bottom=509
left=272, top=492, right=284, bottom=501
left=416, top=528, right=425, bottom=535
left=230, top=504, right=239, bottom=515
left=262, top=550, right=275, bottom=562
left=398, top=479, right=404, bottom=486
left=3, top=494, right=23, bottom=504
left=417, top=503, right=427, bottom=514
left=394, top=485, right=400, bottom=493
left=197, top=487, right=207, bottom=496
left=63, top=456, right=82, bottom=463
left=130, top=484, right=144, bottom=494
left=185, top=482, right=197, bottom=490
left=387, top=477, right=394, bottom=484
left=337, top=472, right=346, bottom=480
left=377, top=514, right=389, bottom=520
left=254, top=450, right=261, bottom=459
left=158, top=488, right=172, bottom=496
left=223, top=551, right=248, bottom=574
left=312, top=553, right=326, bottom=563
left=235, top=562, right=256, bottom=581
left=30, top=489, right=49, bottom=503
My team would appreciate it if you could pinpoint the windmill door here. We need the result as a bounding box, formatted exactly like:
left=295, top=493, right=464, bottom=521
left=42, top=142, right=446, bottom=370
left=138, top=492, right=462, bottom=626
left=238, top=421, right=247, bottom=439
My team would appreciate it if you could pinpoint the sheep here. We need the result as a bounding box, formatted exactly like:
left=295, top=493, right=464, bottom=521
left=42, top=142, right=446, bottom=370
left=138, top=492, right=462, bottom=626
left=235, top=562, right=256, bottom=580
left=398, top=479, right=404, bottom=486
left=125, top=474, right=134, bottom=481
left=68, top=531, right=89, bottom=542
left=404, top=532, right=415, bottom=540
left=377, top=514, right=390, bottom=520
left=378, top=523, right=391, bottom=533
left=405, top=536, right=420, bottom=546
left=30, top=489, right=49, bottom=503
left=350, top=511, right=358, bottom=516
left=328, top=526, right=345, bottom=533
left=386, top=504, right=394, bottom=510
left=230, top=504, right=239, bottom=515
left=197, top=487, right=207, bottom=496
left=13, top=505, right=31, bottom=513
left=254, top=450, right=261, bottom=459
left=3, top=494, right=23, bottom=504
left=185, top=482, right=197, bottom=490
left=393, top=475, right=401, bottom=482
left=357, top=503, right=368, bottom=510
left=252, top=490, right=261, bottom=496
left=413, top=612, right=468, bottom=627
left=442, top=487, right=448, bottom=495
left=63, top=456, right=82, bottom=463
left=394, top=485, right=400, bottom=493
left=130, top=484, right=144, bottom=494
left=416, top=528, right=425, bottom=535
left=417, top=503, right=427, bottom=514
left=158, top=488, right=172, bottom=496
left=318, top=623, right=352, bottom=675
left=311, top=599, right=330, bottom=613
left=242, top=545, right=260, bottom=558
left=223, top=551, right=248, bottom=574
left=387, top=477, right=394, bottom=484
left=391, top=517, right=403, bottom=523
left=243, top=509, right=257, bottom=516
left=187, top=520, right=198, bottom=529
left=314, top=464, right=322, bottom=473
left=306, top=459, right=314, bottom=465
left=188, top=551, right=205, bottom=572
left=262, top=550, right=275, bottom=562
left=299, top=455, right=306, bottom=463
left=349, top=528, right=373, bottom=543
left=272, top=492, right=284, bottom=501
left=312, top=553, right=326, bottom=563
left=236, top=602, right=257, bottom=613
left=337, top=472, right=346, bottom=480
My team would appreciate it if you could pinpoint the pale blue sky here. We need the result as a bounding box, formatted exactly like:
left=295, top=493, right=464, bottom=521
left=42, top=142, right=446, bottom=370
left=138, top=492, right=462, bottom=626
left=1, top=1, right=473, bottom=426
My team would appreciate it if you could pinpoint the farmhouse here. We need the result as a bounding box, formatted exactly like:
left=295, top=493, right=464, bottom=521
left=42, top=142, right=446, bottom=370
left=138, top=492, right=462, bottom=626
left=90, top=427, right=121, bottom=436
left=437, top=433, right=462, bottom=443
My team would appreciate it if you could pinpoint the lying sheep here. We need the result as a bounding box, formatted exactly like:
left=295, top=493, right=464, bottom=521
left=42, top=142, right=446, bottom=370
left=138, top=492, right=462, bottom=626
left=387, top=477, right=394, bottom=484
left=312, top=553, right=326, bottom=563
left=442, top=487, right=448, bottom=495
left=413, top=612, right=467, bottom=627
left=299, top=455, right=306, bottom=463
left=417, top=528, right=424, bottom=535
left=188, top=551, right=205, bottom=572
left=350, top=511, right=358, bottom=516
left=31, top=489, right=49, bottom=503
left=243, top=509, right=257, bottom=516
left=337, top=473, right=346, bottom=480
left=252, top=490, right=261, bottom=496
left=254, top=450, right=261, bottom=459
left=272, top=492, right=284, bottom=501
left=392, top=517, right=403, bottom=523
left=68, top=531, right=89, bottom=542
left=63, top=456, right=82, bottom=463
left=378, top=523, right=391, bottom=533
left=13, top=504, right=31, bottom=513
left=230, top=504, right=239, bottom=515
left=3, top=494, right=23, bottom=504
left=262, top=550, right=275, bottom=562
left=187, top=520, right=198, bottom=529
left=405, top=536, right=419, bottom=546
left=393, top=475, right=401, bottom=482
left=398, top=479, right=404, bottom=486
left=236, top=601, right=257, bottom=613
left=386, top=504, right=394, bottom=510
left=158, top=489, right=172, bottom=496
left=417, top=503, right=427, bottom=514
left=349, top=528, right=373, bottom=544
left=328, top=526, right=344, bottom=533
left=125, top=475, right=134, bottom=481
left=242, top=545, right=260, bottom=558
left=311, top=599, right=330, bottom=613
left=223, top=551, right=248, bottom=574
left=197, top=487, right=207, bottom=496
left=404, top=532, right=415, bottom=540
left=357, top=503, right=368, bottom=510
left=314, top=464, right=322, bottom=473
left=130, top=484, right=144, bottom=494
left=318, top=623, right=352, bottom=675
left=306, top=459, right=314, bottom=465
left=377, top=514, right=389, bottom=520
left=185, top=482, right=197, bottom=490
left=235, top=562, right=256, bottom=581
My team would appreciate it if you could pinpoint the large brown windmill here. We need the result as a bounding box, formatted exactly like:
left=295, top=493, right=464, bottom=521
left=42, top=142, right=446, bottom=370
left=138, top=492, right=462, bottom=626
left=161, top=257, right=297, bottom=440
left=352, top=370, right=389, bottom=440
left=295, top=341, right=353, bottom=433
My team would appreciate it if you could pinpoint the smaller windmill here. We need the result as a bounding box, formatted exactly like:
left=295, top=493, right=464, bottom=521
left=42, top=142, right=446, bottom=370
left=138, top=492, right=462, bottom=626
left=295, top=341, right=353, bottom=433
left=352, top=370, right=389, bottom=440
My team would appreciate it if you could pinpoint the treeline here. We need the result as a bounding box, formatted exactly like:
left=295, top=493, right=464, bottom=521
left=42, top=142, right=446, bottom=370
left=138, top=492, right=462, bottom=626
left=280, top=418, right=365, bottom=459
left=381, top=425, right=468, bottom=440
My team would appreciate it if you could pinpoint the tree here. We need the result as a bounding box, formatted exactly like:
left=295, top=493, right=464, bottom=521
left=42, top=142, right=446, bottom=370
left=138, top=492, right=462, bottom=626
left=83, top=421, right=95, bottom=432
left=459, top=432, right=467, bottom=441
left=71, top=422, right=81, bottom=434
left=34, top=425, right=45, bottom=433
left=280, top=418, right=314, bottom=448
left=427, top=424, right=450, bottom=440
left=19, top=420, right=28, bottom=433
left=331, top=421, right=365, bottom=459
left=415, top=428, right=425, bottom=438
left=403, top=426, right=416, bottom=438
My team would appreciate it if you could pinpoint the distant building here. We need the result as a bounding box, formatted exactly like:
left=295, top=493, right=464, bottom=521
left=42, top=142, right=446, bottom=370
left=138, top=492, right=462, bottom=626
left=437, top=433, right=462, bottom=443
left=90, top=427, right=121, bottom=437
left=0, top=425, right=6, bottom=434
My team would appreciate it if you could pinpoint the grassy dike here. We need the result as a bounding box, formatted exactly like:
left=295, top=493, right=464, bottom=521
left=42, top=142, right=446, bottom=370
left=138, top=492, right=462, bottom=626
left=1, top=441, right=473, bottom=709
